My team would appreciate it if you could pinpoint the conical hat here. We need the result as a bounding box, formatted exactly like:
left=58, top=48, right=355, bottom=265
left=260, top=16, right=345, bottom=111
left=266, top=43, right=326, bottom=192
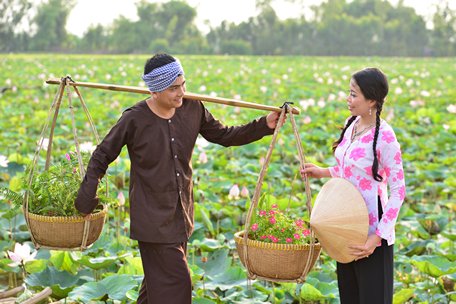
left=310, top=178, right=369, bottom=263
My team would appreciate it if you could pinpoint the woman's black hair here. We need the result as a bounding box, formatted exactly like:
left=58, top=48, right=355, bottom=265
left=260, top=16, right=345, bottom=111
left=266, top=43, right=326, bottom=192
left=333, top=67, right=389, bottom=182
left=143, top=53, right=176, bottom=75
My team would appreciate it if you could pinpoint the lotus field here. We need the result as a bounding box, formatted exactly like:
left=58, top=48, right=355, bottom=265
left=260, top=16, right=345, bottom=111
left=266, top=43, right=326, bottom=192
left=0, top=54, right=455, bottom=303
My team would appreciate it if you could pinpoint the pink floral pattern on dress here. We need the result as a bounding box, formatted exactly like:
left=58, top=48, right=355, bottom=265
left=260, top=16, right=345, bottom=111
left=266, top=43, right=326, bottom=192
left=369, top=213, right=377, bottom=225
left=359, top=178, right=372, bottom=191
left=394, top=151, right=402, bottom=164
left=361, top=133, right=374, bottom=143
left=340, top=137, right=347, bottom=147
left=382, top=130, right=395, bottom=143
left=330, top=117, right=405, bottom=246
left=385, top=208, right=399, bottom=221
left=383, top=166, right=391, bottom=177
left=350, top=147, right=365, bottom=161
left=364, top=166, right=373, bottom=177
left=399, top=185, right=406, bottom=200
left=344, top=166, right=353, bottom=178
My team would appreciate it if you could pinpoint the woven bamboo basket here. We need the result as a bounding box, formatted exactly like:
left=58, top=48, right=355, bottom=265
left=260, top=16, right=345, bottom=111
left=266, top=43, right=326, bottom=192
left=26, top=204, right=107, bottom=249
left=235, top=231, right=321, bottom=281
left=24, top=76, right=107, bottom=250
left=236, top=105, right=321, bottom=282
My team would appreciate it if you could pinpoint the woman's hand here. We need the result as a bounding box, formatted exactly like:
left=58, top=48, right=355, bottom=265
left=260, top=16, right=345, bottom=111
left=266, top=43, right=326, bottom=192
left=300, top=163, right=331, bottom=179
left=349, top=234, right=382, bottom=260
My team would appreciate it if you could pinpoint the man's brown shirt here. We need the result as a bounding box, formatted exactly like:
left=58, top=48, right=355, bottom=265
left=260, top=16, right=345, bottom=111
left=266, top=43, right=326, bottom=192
left=75, top=98, right=274, bottom=242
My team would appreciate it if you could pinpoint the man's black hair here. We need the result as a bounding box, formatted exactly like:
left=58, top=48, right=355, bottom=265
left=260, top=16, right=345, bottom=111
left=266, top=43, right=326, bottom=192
left=144, top=53, right=176, bottom=75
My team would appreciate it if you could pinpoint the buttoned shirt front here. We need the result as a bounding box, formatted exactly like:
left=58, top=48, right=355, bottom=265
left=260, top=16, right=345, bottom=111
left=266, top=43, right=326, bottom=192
left=75, top=98, right=274, bottom=242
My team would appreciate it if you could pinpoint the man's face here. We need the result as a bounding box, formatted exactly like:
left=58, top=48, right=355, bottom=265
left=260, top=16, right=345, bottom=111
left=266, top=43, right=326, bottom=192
left=152, top=75, right=186, bottom=109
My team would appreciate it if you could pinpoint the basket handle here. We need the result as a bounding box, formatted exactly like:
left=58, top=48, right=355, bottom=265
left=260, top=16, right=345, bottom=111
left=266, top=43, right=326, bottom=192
left=242, top=104, right=288, bottom=278
left=242, top=103, right=316, bottom=281
left=24, top=76, right=104, bottom=250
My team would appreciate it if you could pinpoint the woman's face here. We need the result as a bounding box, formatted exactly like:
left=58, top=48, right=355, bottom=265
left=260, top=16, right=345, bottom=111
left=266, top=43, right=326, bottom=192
left=346, top=78, right=376, bottom=117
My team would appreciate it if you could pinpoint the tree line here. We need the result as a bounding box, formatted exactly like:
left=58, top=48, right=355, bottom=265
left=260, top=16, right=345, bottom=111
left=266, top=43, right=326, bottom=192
left=2, top=0, right=456, bottom=56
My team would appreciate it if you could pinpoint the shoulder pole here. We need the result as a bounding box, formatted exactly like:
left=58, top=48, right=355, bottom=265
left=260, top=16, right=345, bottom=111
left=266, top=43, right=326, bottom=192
left=46, top=78, right=300, bottom=114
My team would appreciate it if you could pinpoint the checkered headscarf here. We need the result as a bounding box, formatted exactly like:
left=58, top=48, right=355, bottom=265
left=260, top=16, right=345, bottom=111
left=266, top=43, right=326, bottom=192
left=142, top=60, right=184, bottom=92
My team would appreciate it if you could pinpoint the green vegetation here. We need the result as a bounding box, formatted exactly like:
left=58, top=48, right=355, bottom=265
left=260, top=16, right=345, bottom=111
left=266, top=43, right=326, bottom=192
left=1, top=0, right=456, bottom=56
left=0, top=54, right=455, bottom=302
left=1, top=152, right=109, bottom=216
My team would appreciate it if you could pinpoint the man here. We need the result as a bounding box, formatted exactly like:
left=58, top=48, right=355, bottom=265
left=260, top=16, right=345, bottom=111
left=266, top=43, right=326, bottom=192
left=75, top=53, right=281, bottom=303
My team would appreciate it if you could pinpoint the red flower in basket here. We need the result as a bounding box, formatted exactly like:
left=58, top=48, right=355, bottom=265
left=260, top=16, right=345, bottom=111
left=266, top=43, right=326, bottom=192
left=248, top=204, right=311, bottom=245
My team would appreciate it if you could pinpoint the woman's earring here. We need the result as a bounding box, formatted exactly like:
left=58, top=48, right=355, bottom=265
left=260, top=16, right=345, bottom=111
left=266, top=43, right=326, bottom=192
left=369, top=108, right=372, bottom=116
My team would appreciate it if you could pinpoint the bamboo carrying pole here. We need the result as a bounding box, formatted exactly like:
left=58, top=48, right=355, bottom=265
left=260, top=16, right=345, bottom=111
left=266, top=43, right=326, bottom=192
left=46, top=78, right=300, bottom=114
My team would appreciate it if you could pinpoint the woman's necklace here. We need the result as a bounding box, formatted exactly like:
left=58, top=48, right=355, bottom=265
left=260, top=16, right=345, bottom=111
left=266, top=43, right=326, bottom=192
left=351, top=121, right=374, bottom=141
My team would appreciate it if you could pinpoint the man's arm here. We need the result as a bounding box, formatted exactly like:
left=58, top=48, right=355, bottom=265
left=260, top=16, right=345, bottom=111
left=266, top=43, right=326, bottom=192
left=75, top=113, right=131, bottom=214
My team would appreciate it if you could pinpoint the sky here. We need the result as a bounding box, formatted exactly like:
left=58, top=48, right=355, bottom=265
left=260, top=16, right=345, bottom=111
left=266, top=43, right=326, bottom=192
left=66, top=0, right=454, bottom=37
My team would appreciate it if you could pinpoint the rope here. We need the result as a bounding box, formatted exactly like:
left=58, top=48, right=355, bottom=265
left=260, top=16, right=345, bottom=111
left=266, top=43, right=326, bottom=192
left=241, top=103, right=320, bottom=282
left=65, top=77, right=91, bottom=250
left=24, top=76, right=106, bottom=251
left=24, top=79, right=66, bottom=248
left=242, top=106, right=287, bottom=279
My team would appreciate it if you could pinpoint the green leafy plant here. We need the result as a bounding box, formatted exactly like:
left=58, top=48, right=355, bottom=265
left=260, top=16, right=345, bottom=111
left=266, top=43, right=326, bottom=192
left=247, top=203, right=311, bottom=245
left=2, top=151, right=109, bottom=216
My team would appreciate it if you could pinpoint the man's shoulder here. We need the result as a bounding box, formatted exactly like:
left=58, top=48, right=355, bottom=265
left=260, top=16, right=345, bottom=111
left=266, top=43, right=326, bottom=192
left=180, top=98, right=205, bottom=114
left=121, top=99, right=148, bottom=116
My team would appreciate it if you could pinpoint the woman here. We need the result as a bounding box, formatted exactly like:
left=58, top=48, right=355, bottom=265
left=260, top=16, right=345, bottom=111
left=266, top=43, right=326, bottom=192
left=301, top=67, right=405, bottom=303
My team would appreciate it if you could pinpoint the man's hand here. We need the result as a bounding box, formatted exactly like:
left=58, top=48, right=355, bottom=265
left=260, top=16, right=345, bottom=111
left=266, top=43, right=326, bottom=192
left=79, top=211, right=91, bottom=220
left=266, top=111, right=286, bottom=129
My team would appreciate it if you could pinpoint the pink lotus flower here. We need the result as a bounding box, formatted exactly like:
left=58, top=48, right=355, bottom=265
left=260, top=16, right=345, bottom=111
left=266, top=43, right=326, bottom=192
left=240, top=186, right=249, bottom=198
left=228, top=184, right=240, bottom=199
left=198, top=151, right=208, bottom=164
left=7, top=243, right=37, bottom=267
left=117, top=191, right=125, bottom=206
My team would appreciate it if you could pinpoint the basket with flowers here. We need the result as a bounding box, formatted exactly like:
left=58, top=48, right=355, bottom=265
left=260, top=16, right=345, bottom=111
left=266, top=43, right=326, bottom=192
left=235, top=202, right=320, bottom=282
left=234, top=105, right=321, bottom=282
left=247, top=203, right=311, bottom=245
